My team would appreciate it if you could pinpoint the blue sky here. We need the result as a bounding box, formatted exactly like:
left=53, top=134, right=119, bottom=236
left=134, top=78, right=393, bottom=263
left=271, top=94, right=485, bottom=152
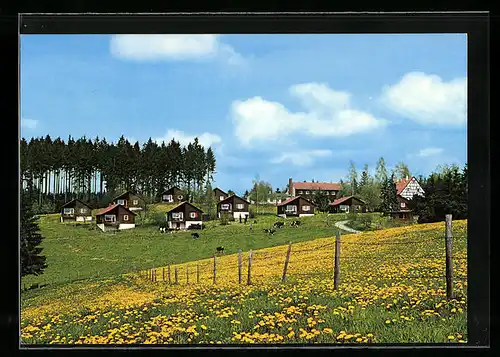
left=20, top=34, right=467, bottom=195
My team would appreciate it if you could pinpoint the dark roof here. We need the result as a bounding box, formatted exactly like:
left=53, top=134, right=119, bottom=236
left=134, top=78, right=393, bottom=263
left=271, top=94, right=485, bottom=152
left=213, top=187, right=227, bottom=195
left=112, top=190, right=140, bottom=201
left=330, top=196, right=366, bottom=206
left=218, top=194, right=250, bottom=205
left=166, top=201, right=204, bottom=213
left=277, top=196, right=316, bottom=207
left=96, top=204, right=136, bottom=216
left=61, top=199, right=92, bottom=209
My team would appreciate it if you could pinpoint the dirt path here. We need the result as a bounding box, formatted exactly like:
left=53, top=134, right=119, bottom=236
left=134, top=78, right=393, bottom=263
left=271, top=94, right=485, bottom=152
left=334, top=220, right=361, bottom=234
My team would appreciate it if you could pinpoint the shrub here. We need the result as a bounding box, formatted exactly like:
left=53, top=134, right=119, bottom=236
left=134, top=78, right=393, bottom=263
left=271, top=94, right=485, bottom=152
left=220, top=213, right=230, bottom=226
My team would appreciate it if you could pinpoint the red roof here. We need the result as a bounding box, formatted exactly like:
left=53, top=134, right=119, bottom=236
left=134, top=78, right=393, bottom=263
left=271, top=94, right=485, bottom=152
left=277, top=196, right=316, bottom=207
left=395, top=177, right=413, bottom=195
left=96, top=204, right=136, bottom=216
left=292, top=181, right=341, bottom=191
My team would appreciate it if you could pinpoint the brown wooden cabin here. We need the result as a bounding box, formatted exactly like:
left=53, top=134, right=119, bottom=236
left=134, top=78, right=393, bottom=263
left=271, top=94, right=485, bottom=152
left=288, top=178, right=341, bottom=203
left=112, top=191, right=143, bottom=211
left=166, top=201, right=204, bottom=230
left=277, top=196, right=316, bottom=218
left=60, top=199, right=93, bottom=222
left=217, top=194, right=251, bottom=220
left=389, top=196, right=414, bottom=220
left=95, top=204, right=136, bottom=232
left=329, top=196, right=367, bottom=213
left=213, top=187, right=229, bottom=202
left=161, top=186, right=186, bottom=203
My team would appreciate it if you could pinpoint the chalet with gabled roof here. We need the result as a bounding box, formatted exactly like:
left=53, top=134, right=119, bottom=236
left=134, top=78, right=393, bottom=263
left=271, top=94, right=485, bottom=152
left=390, top=176, right=425, bottom=220
left=288, top=178, right=341, bottom=202
left=95, top=204, right=136, bottom=232
left=161, top=186, right=186, bottom=203
left=329, top=196, right=367, bottom=213
left=112, top=191, right=143, bottom=211
left=277, top=196, right=316, bottom=218
left=60, top=199, right=93, bottom=222
left=166, top=202, right=204, bottom=230
left=217, top=195, right=250, bottom=220
left=213, top=187, right=229, bottom=202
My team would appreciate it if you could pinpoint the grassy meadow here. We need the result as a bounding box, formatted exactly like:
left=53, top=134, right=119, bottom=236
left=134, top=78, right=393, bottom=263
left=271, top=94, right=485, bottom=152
left=21, top=204, right=351, bottom=289
left=20, top=217, right=468, bottom=345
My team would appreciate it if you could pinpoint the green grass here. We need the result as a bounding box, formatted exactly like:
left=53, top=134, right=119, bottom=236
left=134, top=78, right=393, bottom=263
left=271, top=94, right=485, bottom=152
left=22, top=205, right=352, bottom=289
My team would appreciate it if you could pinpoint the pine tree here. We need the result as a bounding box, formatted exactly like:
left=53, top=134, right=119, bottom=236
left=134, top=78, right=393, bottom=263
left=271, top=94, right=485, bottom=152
left=380, top=174, right=398, bottom=215
left=20, top=190, right=47, bottom=277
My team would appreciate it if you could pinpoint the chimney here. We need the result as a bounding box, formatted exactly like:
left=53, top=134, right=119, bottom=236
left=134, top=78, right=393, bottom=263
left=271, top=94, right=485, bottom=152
left=288, top=178, right=293, bottom=195
left=406, top=175, right=409, bottom=180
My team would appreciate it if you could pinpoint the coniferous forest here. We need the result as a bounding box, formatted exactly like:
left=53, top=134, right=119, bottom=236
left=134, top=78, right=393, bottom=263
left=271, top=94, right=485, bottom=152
left=20, top=135, right=216, bottom=213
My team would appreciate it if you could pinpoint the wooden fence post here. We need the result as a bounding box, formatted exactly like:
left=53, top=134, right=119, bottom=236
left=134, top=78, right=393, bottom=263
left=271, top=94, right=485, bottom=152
left=213, top=255, right=217, bottom=284
left=247, top=250, right=253, bottom=285
left=282, top=242, right=292, bottom=283
left=162, top=267, right=165, bottom=282
left=238, top=249, right=243, bottom=284
left=186, top=266, right=189, bottom=284
left=174, top=267, right=179, bottom=284
left=197, top=264, right=200, bottom=284
left=334, top=231, right=341, bottom=290
left=168, top=265, right=171, bottom=284
left=445, top=214, right=454, bottom=299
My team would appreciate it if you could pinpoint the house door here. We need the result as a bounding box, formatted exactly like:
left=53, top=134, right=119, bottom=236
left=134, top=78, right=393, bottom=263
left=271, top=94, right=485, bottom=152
left=176, top=222, right=180, bottom=228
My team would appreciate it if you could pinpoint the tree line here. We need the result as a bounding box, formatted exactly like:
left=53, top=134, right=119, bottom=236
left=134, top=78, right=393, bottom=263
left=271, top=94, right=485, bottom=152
left=20, top=135, right=217, bottom=213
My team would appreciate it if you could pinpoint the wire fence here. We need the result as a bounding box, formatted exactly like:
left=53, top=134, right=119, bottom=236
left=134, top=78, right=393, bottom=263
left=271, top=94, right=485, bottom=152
left=137, top=215, right=466, bottom=299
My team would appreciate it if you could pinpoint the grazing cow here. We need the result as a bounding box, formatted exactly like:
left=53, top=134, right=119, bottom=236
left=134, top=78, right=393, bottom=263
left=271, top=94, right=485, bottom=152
left=159, top=223, right=168, bottom=233
left=273, top=221, right=285, bottom=229
left=253, top=220, right=258, bottom=224
left=290, top=220, right=301, bottom=227
left=244, top=215, right=248, bottom=224
left=263, top=228, right=276, bottom=235
left=216, top=246, right=225, bottom=254
left=192, top=232, right=200, bottom=239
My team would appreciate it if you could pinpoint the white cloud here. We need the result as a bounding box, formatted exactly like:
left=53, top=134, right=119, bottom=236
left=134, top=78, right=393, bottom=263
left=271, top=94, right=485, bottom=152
left=230, top=82, right=387, bottom=147
left=110, top=34, right=244, bottom=66
left=153, top=129, right=221, bottom=149
left=21, top=118, right=38, bottom=130
left=380, top=72, right=467, bottom=126
left=417, top=147, right=444, bottom=157
left=271, top=149, right=333, bottom=166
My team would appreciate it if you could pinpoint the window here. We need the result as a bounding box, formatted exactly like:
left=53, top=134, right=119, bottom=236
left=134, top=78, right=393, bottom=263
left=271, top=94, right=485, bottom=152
left=286, top=205, right=297, bottom=212
left=298, top=190, right=303, bottom=195
left=163, top=195, right=168, bottom=200
left=237, top=203, right=244, bottom=209
left=303, top=205, right=310, bottom=211
left=178, top=195, right=183, bottom=200
left=325, top=191, right=329, bottom=195
left=63, top=208, right=74, bottom=214
left=305, top=191, right=310, bottom=195
left=221, top=204, right=230, bottom=210
left=401, top=202, right=406, bottom=208
left=104, top=214, right=116, bottom=222
left=80, top=208, right=86, bottom=214
left=190, top=212, right=198, bottom=219
left=340, top=205, right=349, bottom=212
left=123, top=215, right=129, bottom=221
left=117, top=199, right=125, bottom=205
left=133, top=200, right=138, bottom=205
left=172, top=212, right=183, bottom=219
left=220, top=196, right=224, bottom=201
